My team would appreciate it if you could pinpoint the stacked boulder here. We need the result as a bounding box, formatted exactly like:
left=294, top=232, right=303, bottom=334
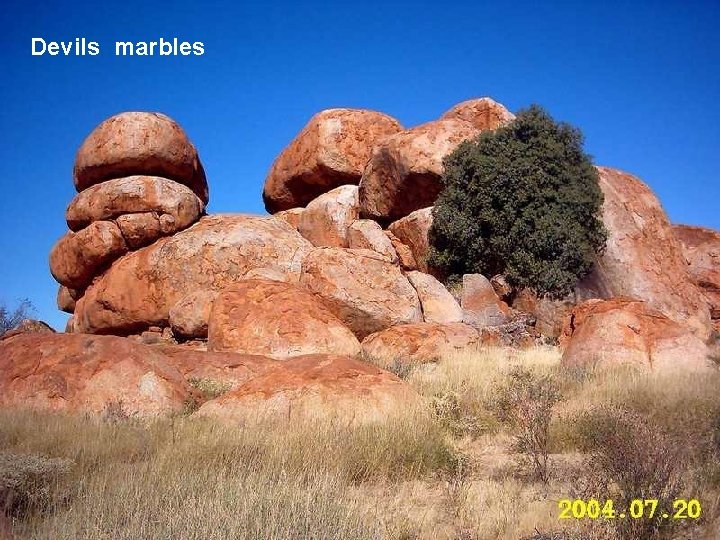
left=50, top=112, right=208, bottom=328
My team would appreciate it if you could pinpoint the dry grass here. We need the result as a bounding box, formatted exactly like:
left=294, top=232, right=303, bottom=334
left=2, top=345, right=719, bottom=539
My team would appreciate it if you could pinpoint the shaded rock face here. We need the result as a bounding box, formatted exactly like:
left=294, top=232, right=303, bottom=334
left=387, top=207, right=434, bottom=273
left=297, top=185, right=359, bottom=247
left=347, top=220, right=398, bottom=263
left=73, top=214, right=313, bottom=335
left=299, top=248, right=422, bottom=339
left=577, top=167, right=711, bottom=339
left=384, top=231, right=417, bottom=270
left=197, top=354, right=423, bottom=426
left=207, top=279, right=361, bottom=359
left=57, top=286, right=78, bottom=314
left=0, top=333, right=196, bottom=416
left=49, top=221, right=128, bottom=290
left=406, top=271, right=462, bottom=324
left=358, top=119, right=479, bottom=222
left=263, top=109, right=403, bottom=213
left=440, top=97, right=515, bottom=130
left=461, top=274, right=510, bottom=328
left=361, top=322, right=478, bottom=367
left=168, top=290, right=218, bottom=339
left=673, top=224, right=720, bottom=319
left=512, top=288, right=576, bottom=340
left=560, top=299, right=712, bottom=372
left=66, top=175, right=203, bottom=236
left=74, top=112, right=208, bottom=203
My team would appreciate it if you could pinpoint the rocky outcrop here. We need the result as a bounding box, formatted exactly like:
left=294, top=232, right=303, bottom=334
left=73, top=214, right=312, bottom=335
left=196, top=354, right=423, bottom=425
left=440, top=97, right=514, bottom=130
left=49, top=221, right=128, bottom=290
left=263, top=109, right=403, bottom=212
left=168, top=290, right=218, bottom=339
left=384, top=231, right=418, bottom=270
left=0, top=319, right=55, bottom=341
left=361, top=322, right=478, bottom=367
left=560, top=298, right=712, bottom=372
left=512, top=288, right=576, bottom=340
left=346, top=220, right=398, bottom=263
left=0, top=333, right=197, bottom=416
left=297, top=185, right=359, bottom=247
left=57, top=286, right=79, bottom=314
left=207, top=279, right=361, bottom=358
left=387, top=207, right=434, bottom=272
left=673, top=224, right=720, bottom=319
left=299, top=248, right=422, bottom=338
left=577, top=167, right=711, bottom=339
left=358, top=119, right=479, bottom=222
left=274, top=207, right=304, bottom=230
left=406, top=271, right=462, bottom=323
left=74, top=112, right=208, bottom=203
left=461, top=273, right=510, bottom=328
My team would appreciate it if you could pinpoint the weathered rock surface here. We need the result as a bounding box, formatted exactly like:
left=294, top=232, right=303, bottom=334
left=57, top=286, right=78, bottom=314
left=384, top=231, right=417, bottom=270
left=673, top=224, right=720, bottom=319
left=274, top=207, right=305, bottom=230
left=263, top=109, right=403, bottom=212
left=0, top=319, right=55, bottom=341
left=73, top=214, right=312, bottom=334
left=197, top=354, right=423, bottom=425
left=297, top=185, right=359, bottom=247
left=158, top=346, right=279, bottom=390
left=49, top=221, right=128, bottom=290
left=461, top=274, right=510, bottom=328
left=168, top=290, right=218, bottom=339
left=0, top=333, right=196, bottom=416
left=440, top=97, right=514, bottom=130
left=387, top=207, right=434, bottom=272
left=512, top=288, right=576, bottom=340
left=74, top=112, right=208, bottom=203
left=560, top=298, right=712, bottom=372
left=358, top=119, right=479, bottom=222
left=577, top=167, right=711, bottom=338
left=361, top=322, right=479, bottom=367
left=406, top=271, right=462, bottom=323
left=347, top=219, right=398, bottom=263
left=208, top=280, right=361, bottom=358
left=66, top=175, right=204, bottom=235
left=300, top=248, right=422, bottom=339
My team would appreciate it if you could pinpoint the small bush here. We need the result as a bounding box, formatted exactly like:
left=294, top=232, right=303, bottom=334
left=0, top=299, right=34, bottom=336
left=188, top=378, right=232, bottom=400
left=493, top=367, right=562, bottom=483
left=429, top=105, right=607, bottom=297
left=0, top=452, right=73, bottom=517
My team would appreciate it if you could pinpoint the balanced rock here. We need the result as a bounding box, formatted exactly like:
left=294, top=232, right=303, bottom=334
left=297, top=185, right=359, bottom=247
left=196, top=355, right=423, bottom=426
left=74, top=112, right=208, bottom=203
left=461, top=273, right=510, bottom=328
left=358, top=119, right=479, bottom=222
left=66, top=175, right=203, bottom=236
left=49, top=220, right=128, bottom=290
left=578, top=167, right=711, bottom=338
left=673, top=224, right=720, bottom=319
left=387, top=207, right=434, bottom=272
left=560, top=298, right=711, bottom=372
left=207, top=279, right=361, bottom=358
left=299, top=248, right=422, bottom=338
left=406, top=271, right=462, bottom=323
left=0, top=333, right=196, bottom=416
left=263, top=109, right=403, bottom=212
left=73, top=214, right=312, bottom=334
left=361, top=322, right=479, bottom=368
left=440, top=97, right=514, bottom=130
left=346, top=219, right=398, bottom=263
left=57, top=286, right=78, bottom=314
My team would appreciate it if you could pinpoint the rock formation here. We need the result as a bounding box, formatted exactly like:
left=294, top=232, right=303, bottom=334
left=673, top=224, right=720, bottom=320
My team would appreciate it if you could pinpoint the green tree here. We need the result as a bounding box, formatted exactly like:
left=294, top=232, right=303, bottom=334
left=428, top=104, right=606, bottom=297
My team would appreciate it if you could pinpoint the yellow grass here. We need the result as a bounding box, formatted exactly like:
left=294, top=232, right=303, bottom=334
left=2, top=345, right=719, bottom=539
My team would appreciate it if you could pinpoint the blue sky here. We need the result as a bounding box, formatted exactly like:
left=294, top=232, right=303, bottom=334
left=1, top=0, right=718, bottom=330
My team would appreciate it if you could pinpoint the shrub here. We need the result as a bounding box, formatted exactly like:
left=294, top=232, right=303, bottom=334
left=0, top=299, right=34, bottom=336
left=0, top=452, right=73, bottom=517
left=493, top=366, right=562, bottom=483
left=429, top=105, right=607, bottom=297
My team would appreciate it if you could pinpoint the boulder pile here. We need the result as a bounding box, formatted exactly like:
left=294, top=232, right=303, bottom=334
left=1, top=96, right=717, bottom=422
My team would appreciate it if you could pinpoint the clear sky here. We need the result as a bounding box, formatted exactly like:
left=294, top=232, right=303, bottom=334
left=1, top=0, right=718, bottom=330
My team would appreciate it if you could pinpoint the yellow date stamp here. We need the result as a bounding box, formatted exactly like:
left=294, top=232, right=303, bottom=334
left=558, top=499, right=701, bottom=520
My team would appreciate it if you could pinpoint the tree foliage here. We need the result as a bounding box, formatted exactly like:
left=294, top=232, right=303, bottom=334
left=428, top=105, right=607, bottom=297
